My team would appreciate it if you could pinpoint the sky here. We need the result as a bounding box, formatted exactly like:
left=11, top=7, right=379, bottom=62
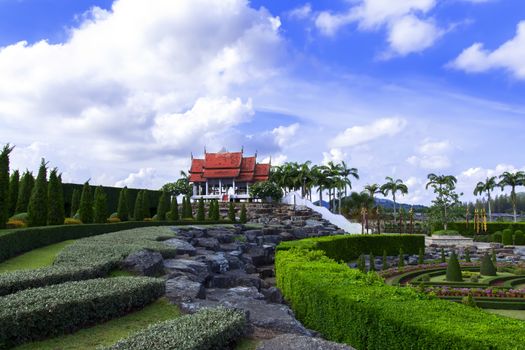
left=0, top=0, right=524, bottom=205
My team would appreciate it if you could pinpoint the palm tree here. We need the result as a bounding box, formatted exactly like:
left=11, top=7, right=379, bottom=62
left=312, top=165, right=329, bottom=208
left=473, top=176, right=497, bottom=222
left=326, top=161, right=343, bottom=213
left=339, top=161, right=359, bottom=199
left=364, top=183, right=381, bottom=206
left=498, top=171, right=525, bottom=222
left=380, top=177, right=408, bottom=221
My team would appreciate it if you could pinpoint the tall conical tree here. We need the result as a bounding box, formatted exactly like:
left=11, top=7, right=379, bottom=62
left=16, top=171, right=34, bottom=214
left=157, top=190, right=169, bottom=220
left=93, top=186, right=108, bottom=223
left=239, top=203, right=247, bottom=224
left=78, top=181, right=93, bottom=224
left=117, top=187, right=129, bottom=221
left=133, top=190, right=144, bottom=221
left=70, top=188, right=81, bottom=217
left=228, top=202, right=236, bottom=222
left=47, top=168, right=65, bottom=225
left=0, top=144, right=14, bottom=228
left=480, top=252, right=497, bottom=276
left=168, top=196, right=179, bottom=221
left=142, top=190, right=150, bottom=219
left=446, top=251, right=463, bottom=282
left=8, top=170, right=19, bottom=217
left=213, top=199, right=220, bottom=221
left=27, top=159, right=48, bottom=227
left=185, top=197, right=193, bottom=219
left=197, top=198, right=205, bottom=221
left=208, top=199, right=215, bottom=220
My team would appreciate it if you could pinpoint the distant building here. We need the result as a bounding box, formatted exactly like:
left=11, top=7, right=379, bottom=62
left=189, top=149, right=270, bottom=201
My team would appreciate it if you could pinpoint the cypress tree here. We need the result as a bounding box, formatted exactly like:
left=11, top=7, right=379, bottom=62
left=228, top=202, right=236, bottom=222
left=70, top=188, right=80, bottom=217
left=0, top=144, right=14, bottom=228
left=117, top=187, right=129, bottom=221
left=382, top=250, right=388, bottom=270
left=213, top=200, right=220, bottom=221
left=197, top=198, right=205, bottom=221
left=440, top=248, right=446, bottom=263
left=27, top=159, right=48, bottom=227
left=398, top=248, right=404, bottom=268
left=180, top=196, right=186, bottom=219
left=185, top=197, right=193, bottom=219
left=418, top=248, right=424, bottom=265
left=446, top=251, right=463, bottom=282
left=47, top=168, right=65, bottom=225
left=208, top=200, right=215, bottom=220
left=369, top=252, right=376, bottom=272
left=16, top=171, right=34, bottom=214
left=465, top=248, right=471, bottom=263
left=8, top=169, right=19, bottom=217
left=78, top=181, right=93, bottom=224
left=169, top=196, right=179, bottom=221
left=491, top=249, right=497, bottom=264
left=480, top=252, right=497, bottom=276
left=157, top=190, right=169, bottom=220
left=133, top=190, right=144, bottom=221
left=142, top=190, right=150, bottom=219
left=240, top=203, right=247, bottom=224
left=93, top=186, right=108, bottom=223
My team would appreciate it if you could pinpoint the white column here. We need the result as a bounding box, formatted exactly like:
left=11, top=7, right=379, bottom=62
left=219, top=179, right=222, bottom=194
left=232, top=179, right=236, bottom=194
left=247, top=182, right=250, bottom=196
left=206, top=181, right=209, bottom=195
left=193, top=184, right=197, bottom=196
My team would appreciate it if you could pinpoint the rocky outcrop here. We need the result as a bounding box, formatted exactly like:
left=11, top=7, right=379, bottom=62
left=121, top=250, right=164, bottom=276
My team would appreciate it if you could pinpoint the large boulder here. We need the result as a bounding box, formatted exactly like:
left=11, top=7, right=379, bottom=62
left=163, top=238, right=197, bottom=256
left=163, top=259, right=210, bottom=283
left=195, top=237, right=220, bottom=251
left=166, top=276, right=205, bottom=302
left=256, top=334, right=355, bottom=350
left=121, top=250, right=164, bottom=276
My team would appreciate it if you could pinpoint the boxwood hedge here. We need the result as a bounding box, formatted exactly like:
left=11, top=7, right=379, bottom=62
left=277, top=234, right=424, bottom=261
left=276, top=240, right=525, bottom=349
left=442, top=222, right=525, bottom=236
left=0, top=277, right=164, bottom=349
left=105, top=307, right=246, bottom=350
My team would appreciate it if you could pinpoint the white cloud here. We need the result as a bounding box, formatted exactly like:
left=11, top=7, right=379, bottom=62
left=322, top=148, right=347, bottom=164
left=315, top=11, right=354, bottom=36
left=406, top=139, right=452, bottom=170
left=330, top=117, right=407, bottom=148
left=288, top=3, right=312, bottom=20
left=352, top=0, right=436, bottom=30
left=450, top=21, right=525, bottom=79
left=386, top=15, right=442, bottom=56
left=272, top=123, right=300, bottom=148
left=115, top=168, right=157, bottom=188
left=261, top=154, right=287, bottom=166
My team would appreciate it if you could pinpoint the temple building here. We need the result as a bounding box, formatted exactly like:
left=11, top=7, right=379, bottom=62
left=189, top=149, right=270, bottom=201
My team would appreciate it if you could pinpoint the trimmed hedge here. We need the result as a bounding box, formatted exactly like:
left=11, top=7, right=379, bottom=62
left=502, top=229, right=514, bottom=245
left=278, top=234, right=424, bottom=262
left=105, top=307, right=246, bottom=350
left=444, top=222, right=525, bottom=236
left=276, top=241, right=525, bottom=349
left=0, top=277, right=164, bottom=349
left=0, top=220, right=231, bottom=263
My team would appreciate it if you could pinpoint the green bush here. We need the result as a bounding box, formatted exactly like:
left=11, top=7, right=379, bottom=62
left=514, top=230, right=525, bottom=245
left=78, top=181, right=93, bottom=224
left=491, top=231, right=502, bottom=243
left=0, top=277, right=164, bottom=349
left=432, top=230, right=459, bottom=236
left=105, top=307, right=246, bottom=350
left=239, top=204, right=247, bottom=224
left=480, top=252, right=497, bottom=276
left=27, top=159, right=48, bottom=227
left=276, top=243, right=525, bottom=350
left=278, top=234, right=424, bottom=262
left=444, top=222, right=525, bottom=237
left=445, top=251, right=462, bottom=282
left=228, top=202, right=236, bottom=222
left=502, top=229, right=514, bottom=245
left=197, top=198, right=205, bottom=221
left=9, top=212, right=28, bottom=223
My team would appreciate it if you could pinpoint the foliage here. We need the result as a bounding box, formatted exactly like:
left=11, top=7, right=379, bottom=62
left=70, top=188, right=80, bottom=217
left=380, top=176, right=408, bottom=219
left=492, top=231, right=503, bottom=243
left=141, top=190, right=150, bottom=219
left=446, top=251, right=463, bottom=282
left=275, top=243, right=525, bottom=350
left=502, top=229, right=513, bottom=245
left=7, top=170, right=19, bottom=217
left=418, top=248, right=424, bottom=265
left=426, top=173, right=462, bottom=231
left=473, top=176, right=497, bottom=221
left=357, top=254, right=366, bottom=273
left=240, top=204, right=247, bottom=224
left=78, top=181, right=93, bottom=224
left=46, top=169, right=65, bottom=226
left=369, top=252, right=376, bottom=272
left=168, top=196, right=179, bottom=221
left=94, top=186, right=109, bottom=224
left=197, top=198, right=205, bottom=221
left=105, top=307, right=245, bottom=350
left=0, top=144, right=13, bottom=229
left=213, top=200, right=220, bottom=221
left=161, top=178, right=192, bottom=197
left=228, top=202, right=236, bottom=222
left=133, top=190, right=144, bottom=221
left=208, top=200, right=215, bottom=220
left=117, top=187, right=130, bottom=221
left=432, top=230, right=459, bottom=236
left=514, top=230, right=525, bottom=245
left=64, top=218, right=82, bottom=225
left=465, top=248, right=471, bottom=263
left=16, top=171, right=34, bottom=214
left=249, top=181, right=283, bottom=202
left=27, top=159, right=48, bottom=227
left=156, top=190, right=169, bottom=221
left=0, top=277, right=164, bottom=349
left=6, top=219, right=27, bottom=229
left=184, top=196, right=193, bottom=219
left=498, top=171, right=525, bottom=222
left=480, top=253, right=497, bottom=276
left=440, top=248, right=446, bottom=263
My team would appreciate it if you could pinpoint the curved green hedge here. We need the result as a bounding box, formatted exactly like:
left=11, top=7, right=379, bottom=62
left=0, top=277, right=164, bottom=349
left=0, top=220, right=231, bottom=263
left=276, top=237, right=525, bottom=350
left=105, top=307, right=246, bottom=350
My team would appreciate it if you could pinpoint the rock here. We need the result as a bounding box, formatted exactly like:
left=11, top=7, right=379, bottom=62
left=203, top=253, right=230, bottom=273
left=208, top=269, right=263, bottom=290
left=245, top=246, right=270, bottom=267
left=245, top=263, right=257, bottom=274
left=195, top=237, right=220, bottom=251
left=258, top=266, right=275, bottom=279
left=166, top=276, right=205, bottom=302
left=262, top=235, right=282, bottom=244
left=164, top=238, right=197, bottom=256
left=261, top=287, right=283, bottom=303
left=220, top=243, right=240, bottom=252
left=164, top=259, right=210, bottom=283
left=241, top=300, right=310, bottom=335
left=121, top=250, right=164, bottom=276
left=305, top=219, right=324, bottom=227
left=245, top=230, right=263, bottom=242
left=206, top=286, right=265, bottom=301
left=279, top=231, right=295, bottom=241
left=256, top=334, right=355, bottom=350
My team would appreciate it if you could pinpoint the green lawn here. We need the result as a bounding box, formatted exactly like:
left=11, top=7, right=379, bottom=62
left=0, top=240, right=75, bottom=273
left=485, top=309, right=525, bottom=321
left=14, top=298, right=181, bottom=350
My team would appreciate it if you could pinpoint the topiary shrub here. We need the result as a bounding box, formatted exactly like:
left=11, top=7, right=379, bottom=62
left=239, top=203, right=247, bottom=224
left=480, top=252, right=497, bottom=276
left=492, top=231, right=502, bottom=243
left=6, top=219, right=27, bottom=229
left=502, top=229, right=513, bottom=245
left=514, top=230, right=525, bottom=245
left=464, top=248, right=471, bottom=263
left=418, top=248, right=424, bottom=265
left=433, top=230, right=459, bottom=236
left=64, top=218, right=82, bottom=225
left=10, top=212, right=28, bottom=224
left=107, top=217, right=121, bottom=223
left=446, top=251, right=463, bottom=282
left=440, top=248, right=446, bottom=263
left=228, top=202, right=236, bottom=223
left=369, top=252, right=376, bottom=272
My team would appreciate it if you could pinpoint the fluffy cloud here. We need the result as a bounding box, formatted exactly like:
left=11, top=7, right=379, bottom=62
left=288, top=3, right=312, bottom=20
left=386, top=15, right=442, bottom=56
left=272, top=123, right=300, bottom=148
left=450, top=21, right=525, bottom=79
left=330, top=117, right=407, bottom=148
left=322, top=148, right=347, bottom=164
left=115, top=168, right=157, bottom=188
left=0, top=0, right=283, bottom=186
left=406, top=139, right=452, bottom=170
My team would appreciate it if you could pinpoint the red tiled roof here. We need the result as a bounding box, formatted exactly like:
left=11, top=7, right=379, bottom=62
left=236, top=172, right=255, bottom=182
left=190, top=159, right=204, bottom=173
left=203, top=168, right=241, bottom=178
left=189, top=172, right=205, bottom=182
left=240, top=156, right=256, bottom=172
left=205, top=152, right=242, bottom=169
left=254, top=163, right=270, bottom=181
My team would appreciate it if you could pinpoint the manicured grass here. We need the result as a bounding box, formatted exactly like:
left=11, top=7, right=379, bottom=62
left=109, top=269, right=136, bottom=277
left=485, top=309, right=525, bottom=321
left=14, top=298, right=181, bottom=350
left=0, top=240, right=75, bottom=273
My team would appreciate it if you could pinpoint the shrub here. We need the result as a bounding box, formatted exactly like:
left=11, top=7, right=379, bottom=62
left=105, top=307, right=245, bottom=350
left=9, top=212, right=28, bottom=223
left=46, top=169, right=65, bottom=226
left=64, top=218, right=82, bottom=225
left=480, top=252, right=497, bottom=276
left=15, top=171, right=34, bottom=215
left=470, top=275, right=479, bottom=283
left=208, top=200, right=215, bottom=220
left=418, top=248, right=424, bottom=265
left=502, top=229, right=513, bottom=245
left=70, top=188, right=80, bottom=218
left=0, top=277, right=164, bottom=349
left=197, top=198, right=205, bottom=221
left=421, top=274, right=430, bottom=282
left=78, top=181, right=93, bottom=224
left=369, top=252, right=376, bottom=272
left=240, top=204, right=247, bottom=224
left=0, top=145, right=13, bottom=230
left=440, top=248, right=446, bottom=263
left=491, top=231, right=502, bottom=243
left=7, top=170, right=19, bottom=218
left=445, top=251, right=462, bottom=282
left=117, top=187, right=130, bottom=221
left=357, top=254, right=366, bottom=272
left=464, top=248, right=471, bottom=263
left=514, top=230, right=525, bottom=245
left=432, top=230, right=459, bottom=236
left=107, top=217, right=121, bottom=223
left=168, top=196, right=179, bottom=221
left=133, top=190, right=144, bottom=221
left=249, top=181, right=283, bottom=202
left=398, top=248, right=404, bottom=268
left=94, top=186, right=108, bottom=224
left=228, top=202, right=236, bottom=222
left=27, top=159, right=48, bottom=227
left=156, top=190, right=169, bottom=221
left=6, top=219, right=26, bottom=229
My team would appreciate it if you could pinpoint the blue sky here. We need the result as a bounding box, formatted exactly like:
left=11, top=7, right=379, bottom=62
left=0, top=0, right=524, bottom=204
